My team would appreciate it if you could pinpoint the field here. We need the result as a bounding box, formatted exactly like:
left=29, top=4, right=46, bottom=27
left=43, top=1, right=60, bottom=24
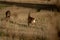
left=0, top=4, right=60, bottom=40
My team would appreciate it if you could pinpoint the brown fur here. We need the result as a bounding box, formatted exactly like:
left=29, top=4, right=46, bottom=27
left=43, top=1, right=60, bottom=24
left=28, top=13, right=35, bottom=26
left=6, top=10, right=11, bottom=18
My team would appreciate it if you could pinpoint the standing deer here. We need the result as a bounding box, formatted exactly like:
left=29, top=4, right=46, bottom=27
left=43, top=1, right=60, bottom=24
left=28, top=12, right=35, bottom=26
left=5, top=10, right=11, bottom=21
left=6, top=10, right=10, bottom=18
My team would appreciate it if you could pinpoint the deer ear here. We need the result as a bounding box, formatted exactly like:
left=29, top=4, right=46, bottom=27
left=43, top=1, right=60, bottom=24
left=57, top=31, right=60, bottom=37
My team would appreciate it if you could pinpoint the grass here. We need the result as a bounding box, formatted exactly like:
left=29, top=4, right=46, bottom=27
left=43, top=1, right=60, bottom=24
left=36, top=36, right=47, bottom=40
left=0, top=4, right=10, bottom=9
left=0, top=31, right=5, bottom=36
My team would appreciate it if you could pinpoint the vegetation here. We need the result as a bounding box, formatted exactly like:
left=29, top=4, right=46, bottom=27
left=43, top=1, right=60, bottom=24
left=0, top=4, right=10, bottom=9
left=0, top=31, right=5, bottom=36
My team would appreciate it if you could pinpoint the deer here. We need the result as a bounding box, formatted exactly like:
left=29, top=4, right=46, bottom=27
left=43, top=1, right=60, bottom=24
left=6, top=10, right=10, bottom=18
left=5, top=10, right=11, bottom=21
left=28, top=12, right=36, bottom=26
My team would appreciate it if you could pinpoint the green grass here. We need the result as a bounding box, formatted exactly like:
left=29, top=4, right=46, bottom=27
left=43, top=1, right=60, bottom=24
left=0, top=31, right=9, bottom=37
left=0, top=31, right=4, bottom=36
left=0, top=4, right=10, bottom=9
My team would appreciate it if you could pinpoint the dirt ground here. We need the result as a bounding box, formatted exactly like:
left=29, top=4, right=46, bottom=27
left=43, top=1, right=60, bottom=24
left=0, top=6, right=60, bottom=40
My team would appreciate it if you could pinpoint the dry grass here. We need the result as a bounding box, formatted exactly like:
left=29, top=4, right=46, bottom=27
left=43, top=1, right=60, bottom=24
left=0, top=0, right=58, bottom=4
left=0, top=6, right=60, bottom=40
